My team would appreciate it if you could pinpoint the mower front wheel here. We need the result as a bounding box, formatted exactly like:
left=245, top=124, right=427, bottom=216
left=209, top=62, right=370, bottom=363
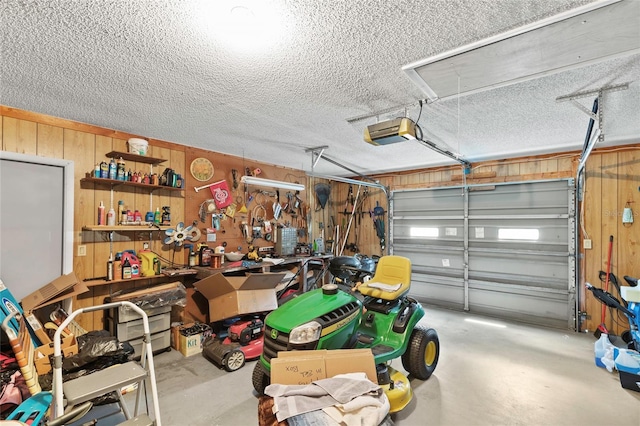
left=252, top=362, right=271, bottom=395
left=401, top=325, right=439, bottom=380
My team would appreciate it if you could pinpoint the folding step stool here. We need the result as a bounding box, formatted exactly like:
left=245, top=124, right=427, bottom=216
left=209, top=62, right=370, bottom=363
left=51, top=301, right=162, bottom=426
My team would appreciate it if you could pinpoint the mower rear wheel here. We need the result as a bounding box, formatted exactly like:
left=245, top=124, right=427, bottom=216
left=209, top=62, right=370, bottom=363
left=224, top=349, right=246, bottom=372
left=401, top=325, right=439, bottom=380
left=252, top=362, right=271, bottom=395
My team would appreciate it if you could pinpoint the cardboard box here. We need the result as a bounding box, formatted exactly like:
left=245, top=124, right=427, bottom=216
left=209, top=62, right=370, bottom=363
left=271, top=349, right=377, bottom=385
left=185, top=287, right=208, bottom=323
left=177, top=323, right=213, bottom=357
left=20, top=272, right=88, bottom=312
left=194, top=272, right=285, bottom=322
left=34, top=334, right=78, bottom=375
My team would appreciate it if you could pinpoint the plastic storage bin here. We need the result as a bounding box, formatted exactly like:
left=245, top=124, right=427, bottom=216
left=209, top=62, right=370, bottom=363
left=127, top=138, right=148, bottom=156
left=613, top=348, right=640, bottom=392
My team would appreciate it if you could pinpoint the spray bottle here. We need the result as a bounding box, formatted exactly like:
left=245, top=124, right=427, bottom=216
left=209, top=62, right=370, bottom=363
left=98, top=201, right=106, bottom=225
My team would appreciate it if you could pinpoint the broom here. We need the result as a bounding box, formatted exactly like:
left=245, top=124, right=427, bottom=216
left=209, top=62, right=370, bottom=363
left=595, top=235, right=614, bottom=338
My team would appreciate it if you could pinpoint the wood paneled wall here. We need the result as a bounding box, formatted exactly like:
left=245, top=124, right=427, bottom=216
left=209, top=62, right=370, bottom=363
left=183, top=146, right=308, bottom=260
left=1, top=106, right=307, bottom=330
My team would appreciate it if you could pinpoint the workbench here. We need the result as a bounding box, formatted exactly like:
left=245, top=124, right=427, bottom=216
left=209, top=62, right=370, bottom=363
left=193, top=254, right=333, bottom=293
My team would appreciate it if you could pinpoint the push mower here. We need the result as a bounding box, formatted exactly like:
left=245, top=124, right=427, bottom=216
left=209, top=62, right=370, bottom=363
left=586, top=279, right=639, bottom=351
left=252, top=255, right=440, bottom=413
left=203, top=316, right=265, bottom=372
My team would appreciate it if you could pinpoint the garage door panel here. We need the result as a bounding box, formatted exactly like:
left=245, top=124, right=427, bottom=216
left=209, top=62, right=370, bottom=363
left=394, top=247, right=465, bottom=272
left=469, top=181, right=572, bottom=215
left=410, top=274, right=465, bottom=308
left=391, top=179, right=575, bottom=329
left=469, top=252, right=569, bottom=286
left=469, top=281, right=569, bottom=328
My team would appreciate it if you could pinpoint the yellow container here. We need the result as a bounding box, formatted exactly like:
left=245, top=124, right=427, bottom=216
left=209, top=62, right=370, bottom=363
left=139, top=251, right=157, bottom=277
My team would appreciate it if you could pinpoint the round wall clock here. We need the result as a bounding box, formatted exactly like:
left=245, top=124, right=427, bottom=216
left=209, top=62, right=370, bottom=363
left=190, top=157, right=215, bottom=182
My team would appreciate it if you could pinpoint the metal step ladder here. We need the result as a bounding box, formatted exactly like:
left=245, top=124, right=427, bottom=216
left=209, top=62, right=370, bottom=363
left=51, top=301, right=162, bottom=425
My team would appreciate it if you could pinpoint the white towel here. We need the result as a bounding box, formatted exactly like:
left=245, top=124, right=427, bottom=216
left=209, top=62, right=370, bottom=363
left=265, top=373, right=383, bottom=422
left=366, top=282, right=402, bottom=292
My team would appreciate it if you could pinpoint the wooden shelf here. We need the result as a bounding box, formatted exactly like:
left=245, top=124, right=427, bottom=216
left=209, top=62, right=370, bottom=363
left=82, top=225, right=171, bottom=232
left=80, top=176, right=183, bottom=192
left=85, top=269, right=197, bottom=287
left=106, top=151, right=166, bottom=165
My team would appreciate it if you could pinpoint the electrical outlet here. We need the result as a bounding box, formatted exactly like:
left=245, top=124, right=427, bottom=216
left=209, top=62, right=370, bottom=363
left=584, top=239, right=592, bottom=249
left=143, top=242, right=150, bottom=251
left=77, top=245, right=87, bottom=256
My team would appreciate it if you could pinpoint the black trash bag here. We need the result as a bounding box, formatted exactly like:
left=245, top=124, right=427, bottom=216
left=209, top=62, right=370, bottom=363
left=38, top=332, right=135, bottom=406
left=62, top=331, right=134, bottom=372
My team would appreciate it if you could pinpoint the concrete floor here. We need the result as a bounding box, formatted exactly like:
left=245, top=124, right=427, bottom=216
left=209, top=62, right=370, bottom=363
left=97, top=306, right=639, bottom=425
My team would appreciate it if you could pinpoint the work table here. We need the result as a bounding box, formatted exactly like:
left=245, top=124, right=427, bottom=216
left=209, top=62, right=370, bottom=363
left=193, top=254, right=333, bottom=292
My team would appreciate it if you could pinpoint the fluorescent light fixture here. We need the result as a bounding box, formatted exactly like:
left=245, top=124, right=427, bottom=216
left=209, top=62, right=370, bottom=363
left=240, top=175, right=305, bottom=191
left=498, top=228, right=540, bottom=240
left=464, top=318, right=507, bottom=328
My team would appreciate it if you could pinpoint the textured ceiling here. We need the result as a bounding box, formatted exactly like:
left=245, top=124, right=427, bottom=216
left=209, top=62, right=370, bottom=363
left=1, top=0, right=639, bottom=177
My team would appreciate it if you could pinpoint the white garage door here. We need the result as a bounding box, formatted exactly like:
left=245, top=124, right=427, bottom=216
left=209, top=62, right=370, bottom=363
left=391, top=179, right=576, bottom=329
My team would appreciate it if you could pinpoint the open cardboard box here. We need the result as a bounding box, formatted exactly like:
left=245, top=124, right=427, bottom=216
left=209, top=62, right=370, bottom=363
left=194, top=272, right=286, bottom=322
left=10, top=272, right=89, bottom=346
left=34, top=333, right=78, bottom=375
left=21, top=272, right=88, bottom=312
left=271, top=349, right=378, bottom=385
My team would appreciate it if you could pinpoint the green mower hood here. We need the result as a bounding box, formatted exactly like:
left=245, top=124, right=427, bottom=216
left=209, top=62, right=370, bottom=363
left=266, top=287, right=361, bottom=333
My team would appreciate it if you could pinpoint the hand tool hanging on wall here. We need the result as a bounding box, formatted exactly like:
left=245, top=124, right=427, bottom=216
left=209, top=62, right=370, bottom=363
left=373, top=201, right=386, bottom=252
left=339, top=185, right=361, bottom=256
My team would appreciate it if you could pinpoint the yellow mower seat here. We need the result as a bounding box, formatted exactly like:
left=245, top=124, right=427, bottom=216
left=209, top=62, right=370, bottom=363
left=358, top=255, right=412, bottom=301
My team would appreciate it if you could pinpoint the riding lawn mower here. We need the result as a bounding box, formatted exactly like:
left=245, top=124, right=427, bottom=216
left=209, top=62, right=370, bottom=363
left=252, top=255, right=440, bottom=413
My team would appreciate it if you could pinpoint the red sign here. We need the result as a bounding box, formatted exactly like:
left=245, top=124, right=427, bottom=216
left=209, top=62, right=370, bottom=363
left=209, top=180, right=232, bottom=208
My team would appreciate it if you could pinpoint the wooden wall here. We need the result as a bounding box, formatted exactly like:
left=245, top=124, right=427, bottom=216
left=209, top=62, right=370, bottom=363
left=183, top=146, right=308, bottom=259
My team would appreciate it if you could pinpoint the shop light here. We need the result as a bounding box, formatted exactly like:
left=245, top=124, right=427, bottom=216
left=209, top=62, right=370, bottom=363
left=240, top=175, right=305, bottom=191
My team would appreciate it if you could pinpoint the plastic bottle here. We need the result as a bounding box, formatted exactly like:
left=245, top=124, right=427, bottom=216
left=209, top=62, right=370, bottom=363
left=100, top=161, right=109, bottom=178
left=117, top=201, right=125, bottom=225
left=98, top=201, right=106, bottom=225
left=94, top=163, right=101, bottom=177
left=134, top=210, right=142, bottom=223
left=108, top=158, right=117, bottom=180
left=154, top=207, right=161, bottom=225
left=189, top=246, right=197, bottom=267
left=107, top=207, right=116, bottom=226
left=594, top=333, right=614, bottom=369
left=122, top=257, right=132, bottom=279
left=116, top=157, right=126, bottom=181
left=113, top=259, right=122, bottom=280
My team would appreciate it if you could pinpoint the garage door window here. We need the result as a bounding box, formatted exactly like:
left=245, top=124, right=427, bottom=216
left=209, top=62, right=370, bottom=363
left=498, top=228, right=540, bottom=240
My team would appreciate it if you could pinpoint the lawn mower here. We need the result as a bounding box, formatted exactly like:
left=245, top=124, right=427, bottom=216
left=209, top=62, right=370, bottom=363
left=252, top=255, right=440, bottom=413
left=203, top=316, right=265, bottom=372
left=586, top=279, right=639, bottom=351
